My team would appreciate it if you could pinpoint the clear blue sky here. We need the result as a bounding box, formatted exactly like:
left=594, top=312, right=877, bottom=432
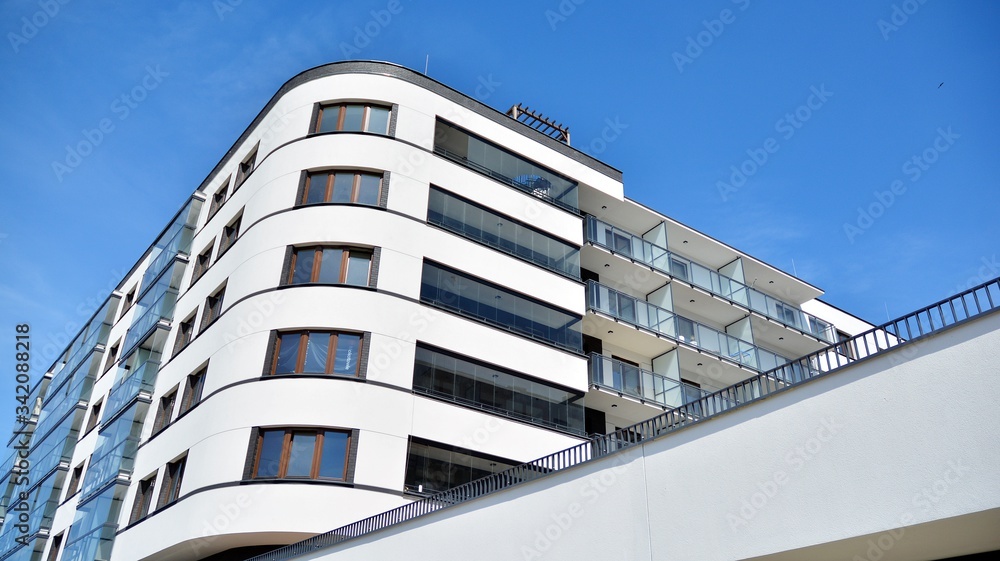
left=1, top=1, right=998, bottom=439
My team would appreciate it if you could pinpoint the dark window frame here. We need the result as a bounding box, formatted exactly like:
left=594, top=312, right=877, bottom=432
left=218, top=212, right=243, bottom=257
left=208, top=176, right=231, bottom=219
left=268, top=330, right=365, bottom=377
left=286, top=246, right=372, bottom=286
left=65, top=461, right=85, bottom=499
left=250, top=428, right=352, bottom=481
left=192, top=242, right=215, bottom=285
left=129, top=472, right=158, bottom=523
left=179, top=366, right=207, bottom=415
left=313, top=102, right=391, bottom=134
left=234, top=145, right=259, bottom=190
left=152, top=386, right=178, bottom=435
left=173, top=315, right=196, bottom=356
left=157, top=456, right=186, bottom=508
left=298, top=169, right=383, bottom=206
left=200, top=284, right=227, bottom=330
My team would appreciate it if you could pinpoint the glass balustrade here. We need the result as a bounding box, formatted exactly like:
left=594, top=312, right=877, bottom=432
left=586, top=216, right=835, bottom=342
left=104, top=360, right=160, bottom=423
left=587, top=281, right=790, bottom=371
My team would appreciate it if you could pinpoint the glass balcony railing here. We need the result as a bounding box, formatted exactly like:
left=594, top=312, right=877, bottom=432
left=78, top=437, right=139, bottom=503
left=104, top=360, right=159, bottom=424
left=587, top=281, right=790, bottom=371
left=140, top=220, right=195, bottom=300
left=586, top=216, right=835, bottom=343
left=123, top=288, right=178, bottom=351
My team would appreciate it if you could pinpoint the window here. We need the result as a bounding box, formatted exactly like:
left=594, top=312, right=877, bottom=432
left=208, top=176, right=230, bottom=219
left=179, top=366, right=206, bottom=415
left=119, top=286, right=137, bottom=320
left=404, top=438, right=516, bottom=495
left=129, top=473, right=157, bottom=523
left=66, top=461, right=85, bottom=498
left=427, top=186, right=580, bottom=278
left=152, top=387, right=178, bottom=434
left=103, top=340, right=120, bottom=373
left=173, top=315, right=195, bottom=356
left=251, top=428, right=351, bottom=480
left=45, top=533, right=63, bottom=561
left=85, top=400, right=102, bottom=433
left=269, top=331, right=363, bottom=377
left=157, top=456, right=186, bottom=508
left=433, top=119, right=578, bottom=212
left=200, top=285, right=226, bottom=330
left=299, top=170, right=382, bottom=206
left=286, top=246, right=372, bottom=286
left=219, top=213, right=242, bottom=256
left=420, top=261, right=583, bottom=352
left=413, top=344, right=585, bottom=434
left=835, top=330, right=856, bottom=359
left=234, top=146, right=258, bottom=189
left=192, top=243, right=214, bottom=284
left=314, top=103, right=390, bottom=134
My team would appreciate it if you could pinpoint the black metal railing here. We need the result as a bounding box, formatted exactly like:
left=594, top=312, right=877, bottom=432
left=246, top=277, right=1000, bottom=561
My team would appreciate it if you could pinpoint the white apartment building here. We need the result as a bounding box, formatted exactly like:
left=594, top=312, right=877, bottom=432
left=1, top=60, right=901, bottom=561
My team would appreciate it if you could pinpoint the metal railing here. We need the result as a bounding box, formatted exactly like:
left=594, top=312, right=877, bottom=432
left=246, top=277, right=1000, bottom=561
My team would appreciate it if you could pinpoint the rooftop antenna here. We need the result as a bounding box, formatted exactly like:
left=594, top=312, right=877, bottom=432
left=424, top=55, right=429, bottom=75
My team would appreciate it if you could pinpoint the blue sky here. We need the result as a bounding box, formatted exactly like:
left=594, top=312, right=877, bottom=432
left=1, top=0, right=997, bottom=439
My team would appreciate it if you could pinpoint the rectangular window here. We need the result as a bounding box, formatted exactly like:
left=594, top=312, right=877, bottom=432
left=433, top=119, right=578, bottom=212
left=201, top=285, right=226, bottom=330
left=420, top=261, right=583, bottom=352
left=413, top=344, right=585, bottom=434
left=129, top=473, right=157, bottom=523
left=269, top=331, right=363, bottom=377
left=251, top=428, right=351, bottom=481
left=219, top=213, right=242, bottom=256
left=157, top=456, right=186, bottom=508
left=119, top=286, right=137, bottom=321
left=427, top=186, right=580, bottom=278
left=192, top=243, right=214, bottom=284
left=66, top=461, right=85, bottom=499
left=835, top=330, right=856, bottom=359
left=173, top=315, right=195, bottom=356
left=46, top=533, right=63, bottom=561
left=103, top=341, right=120, bottom=373
left=208, top=176, right=230, bottom=219
left=234, top=146, right=258, bottom=189
left=314, top=103, right=391, bottom=134
left=180, top=366, right=206, bottom=414
left=300, top=170, right=382, bottom=206
left=404, top=438, right=516, bottom=495
left=286, top=246, right=371, bottom=286
left=152, top=387, right=178, bottom=434
left=85, top=400, right=102, bottom=433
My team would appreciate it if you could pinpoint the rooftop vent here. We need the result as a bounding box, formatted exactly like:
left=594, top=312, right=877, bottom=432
left=507, top=103, right=570, bottom=145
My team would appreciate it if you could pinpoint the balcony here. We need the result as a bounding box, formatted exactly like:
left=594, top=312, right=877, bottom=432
left=78, top=436, right=140, bottom=503
left=587, top=281, right=790, bottom=372
left=123, top=288, right=178, bottom=351
left=589, top=353, right=729, bottom=411
left=586, top=216, right=835, bottom=343
left=104, top=360, right=160, bottom=424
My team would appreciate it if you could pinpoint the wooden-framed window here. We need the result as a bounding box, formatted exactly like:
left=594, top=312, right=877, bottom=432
left=269, top=330, right=363, bottom=377
left=835, top=330, right=856, bottom=359
left=287, top=246, right=371, bottom=286
left=234, top=145, right=258, bottom=189
left=200, top=284, right=226, bottom=330
left=251, top=428, right=350, bottom=481
left=45, top=533, right=63, bottom=561
left=152, top=387, right=178, bottom=434
left=157, top=456, right=186, bottom=508
left=299, top=170, right=382, bottom=206
left=103, top=340, right=120, bottom=373
left=119, top=286, right=137, bottom=321
left=129, top=472, right=157, bottom=523
left=180, top=366, right=207, bottom=415
left=66, top=461, right=85, bottom=498
left=192, top=242, right=214, bottom=284
left=173, top=315, right=196, bottom=356
left=85, top=400, right=102, bottom=433
left=314, top=103, right=390, bottom=134
left=208, top=176, right=230, bottom=219
left=218, top=212, right=242, bottom=256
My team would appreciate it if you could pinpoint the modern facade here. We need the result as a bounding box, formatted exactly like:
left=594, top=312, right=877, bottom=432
left=1, top=60, right=925, bottom=561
